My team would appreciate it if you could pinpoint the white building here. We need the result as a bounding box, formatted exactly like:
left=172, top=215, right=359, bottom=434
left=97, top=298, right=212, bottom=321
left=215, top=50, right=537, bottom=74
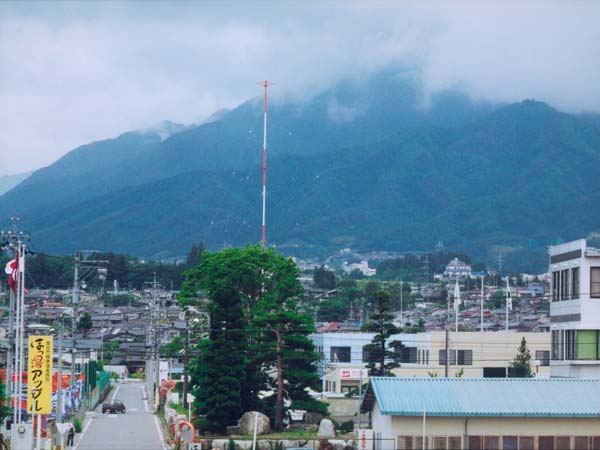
left=311, top=331, right=551, bottom=393
left=549, top=239, right=600, bottom=378
left=443, top=258, right=472, bottom=278
left=341, top=260, right=376, bottom=277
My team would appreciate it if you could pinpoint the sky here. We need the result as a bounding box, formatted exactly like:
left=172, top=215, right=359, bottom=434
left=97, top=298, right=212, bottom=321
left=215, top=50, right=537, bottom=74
left=1, top=1, right=599, bottom=175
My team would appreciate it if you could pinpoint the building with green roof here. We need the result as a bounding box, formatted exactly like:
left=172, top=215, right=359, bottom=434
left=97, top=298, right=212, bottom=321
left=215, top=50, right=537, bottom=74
left=361, top=377, right=600, bottom=450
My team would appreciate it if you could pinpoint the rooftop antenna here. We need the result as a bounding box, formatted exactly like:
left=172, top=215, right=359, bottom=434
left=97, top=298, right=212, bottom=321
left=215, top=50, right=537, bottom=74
left=259, top=80, right=272, bottom=249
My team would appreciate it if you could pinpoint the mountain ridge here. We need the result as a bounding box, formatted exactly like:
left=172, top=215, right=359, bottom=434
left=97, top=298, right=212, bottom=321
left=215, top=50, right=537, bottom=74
left=1, top=74, right=598, bottom=272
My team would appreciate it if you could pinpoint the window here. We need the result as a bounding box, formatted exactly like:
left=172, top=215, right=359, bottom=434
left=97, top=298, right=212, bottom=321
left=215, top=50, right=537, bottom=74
left=565, top=330, right=576, bottom=360
left=400, top=347, right=417, bottom=364
left=552, top=330, right=560, bottom=360
left=457, top=350, right=473, bottom=365
left=591, top=267, right=600, bottom=298
left=571, top=267, right=580, bottom=298
left=552, top=271, right=560, bottom=301
left=535, top=350, right=550, bottom=366
left=439, top=350, right=472, bottom=365
left=561, top=269, right=569, bottom=300
left=576, top=330, right=599, bottom=360
left=330, top=346, right=351, bottom=363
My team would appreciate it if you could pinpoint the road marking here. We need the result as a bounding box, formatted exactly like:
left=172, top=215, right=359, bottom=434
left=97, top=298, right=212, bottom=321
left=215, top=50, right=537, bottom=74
left=143, top=384, right=149, bottom=412
left=72, top=413, right=94, bottom=450
left=111, top=383, right=121, bottom=400
left=154, top=414, right=168, bottom=450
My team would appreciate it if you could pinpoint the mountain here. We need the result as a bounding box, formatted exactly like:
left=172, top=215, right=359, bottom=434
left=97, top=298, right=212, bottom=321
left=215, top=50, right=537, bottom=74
left=1, top=72, right=598, bottom=272
left=0, top=172, right=32, bottom=196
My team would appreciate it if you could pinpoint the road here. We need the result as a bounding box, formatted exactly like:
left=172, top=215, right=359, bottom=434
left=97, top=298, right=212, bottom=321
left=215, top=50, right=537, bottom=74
left=73, top=381, right=167, bottom=450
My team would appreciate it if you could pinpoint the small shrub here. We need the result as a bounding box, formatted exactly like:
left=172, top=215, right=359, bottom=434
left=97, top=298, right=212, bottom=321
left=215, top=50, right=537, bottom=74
left=339, top=420, right=354, bottom=433
left=73, top=418, right=82, bottom=433
left=192, top=416, right=210, bottom=434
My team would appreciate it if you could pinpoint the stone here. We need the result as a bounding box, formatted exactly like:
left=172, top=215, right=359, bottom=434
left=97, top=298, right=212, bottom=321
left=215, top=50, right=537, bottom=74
left=278, top=440, right=299, bottom=449
left=236, top=411, right=271, bottom=435
left=226, top=426, right=242, bottom=435
left=328, top=440, right=347, bottom=450
left=317, top=419, right=336, bottom=438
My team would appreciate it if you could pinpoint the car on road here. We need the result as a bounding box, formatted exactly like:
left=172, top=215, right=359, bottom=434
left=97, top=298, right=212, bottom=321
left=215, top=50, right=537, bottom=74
left=102, top=399, right=126, bottom=414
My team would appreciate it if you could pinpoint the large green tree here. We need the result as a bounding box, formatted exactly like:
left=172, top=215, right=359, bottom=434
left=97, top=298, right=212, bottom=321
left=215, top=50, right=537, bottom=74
left=253, top=251, right=322, bottom=430
left=181, top=246, right=323, bottom=433
left=361, top=290, right=403, bottom=376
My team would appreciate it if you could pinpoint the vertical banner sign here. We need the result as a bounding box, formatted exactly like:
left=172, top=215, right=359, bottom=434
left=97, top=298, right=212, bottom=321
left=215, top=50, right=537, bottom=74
left=357, top=429, right=373, bottom=450
left=27, top=336, right=53, bottom=414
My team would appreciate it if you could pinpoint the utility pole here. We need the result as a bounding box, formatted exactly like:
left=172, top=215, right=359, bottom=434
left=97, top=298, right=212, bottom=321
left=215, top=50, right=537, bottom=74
left=182, top=314, right=190, bottom=410
left=145, top=274, right=161, bottom=409
left=71, top=250, right=108, bottom=405
left=444, top=327, right=449, bottom=378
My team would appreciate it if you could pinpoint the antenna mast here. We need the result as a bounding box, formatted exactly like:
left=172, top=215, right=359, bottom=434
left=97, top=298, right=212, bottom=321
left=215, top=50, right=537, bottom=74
left=261, top=80, right=270, bottom=248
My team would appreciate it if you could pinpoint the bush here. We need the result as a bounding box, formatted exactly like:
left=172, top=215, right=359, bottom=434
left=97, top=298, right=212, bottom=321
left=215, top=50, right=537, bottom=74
left=339, top=420, right=354, bottom=433
left=228, top=438, right=236, bottom=450
left=192, top=416, right=210, bottom=434
left=73, top=418, right=82, bottom=433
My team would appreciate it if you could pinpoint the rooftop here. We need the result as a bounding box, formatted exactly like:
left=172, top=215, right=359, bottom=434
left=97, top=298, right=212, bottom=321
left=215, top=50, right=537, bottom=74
left=362, top=377, right=600, bottom=417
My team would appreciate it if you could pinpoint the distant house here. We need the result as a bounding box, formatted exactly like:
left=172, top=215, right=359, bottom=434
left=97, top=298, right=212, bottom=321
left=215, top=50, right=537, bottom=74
left=361, top=377, right=600, bottom=449
left=443, top=258, right=472, bottom=278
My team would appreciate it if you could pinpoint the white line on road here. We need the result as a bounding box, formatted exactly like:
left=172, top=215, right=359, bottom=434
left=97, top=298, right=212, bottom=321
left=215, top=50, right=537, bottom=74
left=111, top=383, right=121, bottom=400
left=72, top=414, right=94, bottom=450
left=154, top=414, right=168, bottom=450
left=143, top=384, right=149, bottom=412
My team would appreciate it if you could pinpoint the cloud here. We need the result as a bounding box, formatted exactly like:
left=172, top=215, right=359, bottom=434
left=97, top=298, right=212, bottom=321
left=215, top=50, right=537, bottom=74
left=0, top=1, right=599, bottom=174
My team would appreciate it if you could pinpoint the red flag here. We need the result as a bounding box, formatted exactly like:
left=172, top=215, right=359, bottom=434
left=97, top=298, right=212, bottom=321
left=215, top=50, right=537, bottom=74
left=4, top=254, right=18, bottom=294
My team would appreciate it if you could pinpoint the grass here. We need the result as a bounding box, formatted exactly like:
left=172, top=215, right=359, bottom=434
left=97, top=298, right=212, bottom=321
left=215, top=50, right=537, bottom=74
left=169, top=402, right=188, bottom=416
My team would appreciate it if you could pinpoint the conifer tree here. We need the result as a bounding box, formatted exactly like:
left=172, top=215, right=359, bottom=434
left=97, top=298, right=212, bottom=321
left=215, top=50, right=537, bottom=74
left=362, top=290, right=403, bottom=376
left=509, top=337, right=534, bottom=377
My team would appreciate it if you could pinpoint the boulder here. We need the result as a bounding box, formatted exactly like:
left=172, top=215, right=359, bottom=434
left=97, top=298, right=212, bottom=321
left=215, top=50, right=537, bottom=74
left=328, top=440, right=348, bottom=450
left=317, top=419, right=336, bottom=438
left=237, top=411, right=271, bottom=435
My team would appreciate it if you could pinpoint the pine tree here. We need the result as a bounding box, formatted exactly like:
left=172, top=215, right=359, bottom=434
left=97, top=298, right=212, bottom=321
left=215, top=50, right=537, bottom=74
left=183, top=246, right=323, bottom=432
left=509, top=337, right=534, bottom=377
left=361, top=290, right=403, bottom=376
left=253, top=249, right=323, bottom=430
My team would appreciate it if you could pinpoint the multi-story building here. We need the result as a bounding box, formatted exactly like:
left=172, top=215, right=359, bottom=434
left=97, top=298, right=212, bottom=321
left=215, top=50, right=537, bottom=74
left=311, top=331, right=551, bottom=393
left=549, top=239, right=600, bottom=377
left=443, top=258, right=472, bottom=278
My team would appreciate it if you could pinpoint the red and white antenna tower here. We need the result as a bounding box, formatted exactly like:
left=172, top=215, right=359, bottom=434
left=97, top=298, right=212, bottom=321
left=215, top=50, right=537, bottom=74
left=260, top=80, right=271, bottom=249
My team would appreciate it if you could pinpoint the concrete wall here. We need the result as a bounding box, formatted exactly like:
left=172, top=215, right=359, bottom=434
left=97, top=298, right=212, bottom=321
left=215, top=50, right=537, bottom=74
left=390, top=415, right=600, bottom=436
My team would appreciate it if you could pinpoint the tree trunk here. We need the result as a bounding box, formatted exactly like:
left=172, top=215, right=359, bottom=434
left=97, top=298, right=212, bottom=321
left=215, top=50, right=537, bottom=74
left=274, top=329, right=284, bottom=431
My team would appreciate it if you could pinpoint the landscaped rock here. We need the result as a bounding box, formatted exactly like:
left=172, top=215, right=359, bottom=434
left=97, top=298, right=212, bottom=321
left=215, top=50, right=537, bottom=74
left=237, top=411, right=271, bottom=435
left=317, top=419, right=336, bottom=437
left=211, top=439, right=229, bottom=450
left=328, top=439, right=348, bottom=450
left=278, top=440, right=299, bottom=449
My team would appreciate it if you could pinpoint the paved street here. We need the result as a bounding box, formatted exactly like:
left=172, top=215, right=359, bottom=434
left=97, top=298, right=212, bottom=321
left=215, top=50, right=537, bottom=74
left=73, top=381, right=167, bottom=450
